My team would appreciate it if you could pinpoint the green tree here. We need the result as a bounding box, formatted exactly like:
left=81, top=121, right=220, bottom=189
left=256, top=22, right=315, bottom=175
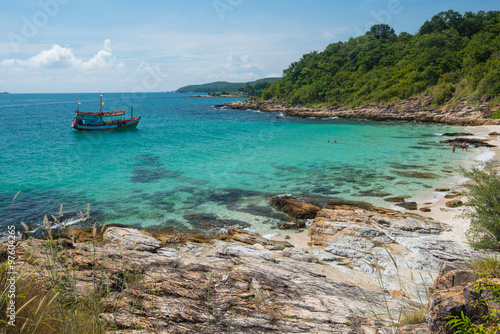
left=263, top=10, right=500, bottom=108
left=367, top=24, right=396, bottom=39
left=459, top=162, right=500, bottom=249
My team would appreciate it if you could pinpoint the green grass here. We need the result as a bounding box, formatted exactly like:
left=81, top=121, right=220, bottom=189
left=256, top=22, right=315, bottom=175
left=470, top=256, right=500, bottom=278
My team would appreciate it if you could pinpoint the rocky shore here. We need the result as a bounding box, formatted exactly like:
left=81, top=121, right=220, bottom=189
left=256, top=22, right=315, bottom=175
left=191, top=93, right=248, bottom=98
left=3, top=191, right=495, bottom=333
left=4, top=119, right=500, bottom=333
left=221, top=97, right=500, bottom=126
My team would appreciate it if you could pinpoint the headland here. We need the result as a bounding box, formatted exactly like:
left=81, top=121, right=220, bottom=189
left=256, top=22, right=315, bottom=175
left=222, top=97, right=500, bottom=126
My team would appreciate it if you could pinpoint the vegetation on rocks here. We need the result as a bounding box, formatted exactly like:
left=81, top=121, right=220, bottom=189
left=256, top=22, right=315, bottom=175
left=259, top=10, right=500, bottom=109
left=445, top=257, right=500, bottom=333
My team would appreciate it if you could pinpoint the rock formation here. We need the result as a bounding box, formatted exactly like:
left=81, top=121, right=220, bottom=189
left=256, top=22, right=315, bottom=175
left=11, top=227, right=410, bottom=333
left=221, top=98, right=500, bottom=126
left=5, top=194, right=492, bottom=333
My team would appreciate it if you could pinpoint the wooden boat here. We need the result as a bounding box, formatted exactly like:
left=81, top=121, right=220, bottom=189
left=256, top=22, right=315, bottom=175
left=71, top=93, right=141, bottom=131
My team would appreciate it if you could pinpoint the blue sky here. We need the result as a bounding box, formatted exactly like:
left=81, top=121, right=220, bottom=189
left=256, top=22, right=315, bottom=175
left=0, top=0, right=498, bottom=93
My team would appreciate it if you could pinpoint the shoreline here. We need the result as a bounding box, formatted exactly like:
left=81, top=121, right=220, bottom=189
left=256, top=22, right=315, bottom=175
left=221, top=97, right=500, bottom=247
left=223, top=98, right=500, bottom=126
left=8, top=119, right=500, bottom=333
left=274, top=124, right=500, bottom=252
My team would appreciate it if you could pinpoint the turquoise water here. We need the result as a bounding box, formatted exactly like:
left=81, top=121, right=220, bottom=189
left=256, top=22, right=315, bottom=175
left=0, top=92, right=472, bottom=235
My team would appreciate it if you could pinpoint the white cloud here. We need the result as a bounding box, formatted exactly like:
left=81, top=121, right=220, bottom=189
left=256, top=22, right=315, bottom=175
left=223, top=54, right=263, bottom=72
left=0, top=39, right=124, bottom=71
left=136, top=61, right=161, bottom=75
left=266, top=73, right=282, bottom=78
left=81, top=39, right=124, bottom=71
left=28, top=44, right=77, bottom=68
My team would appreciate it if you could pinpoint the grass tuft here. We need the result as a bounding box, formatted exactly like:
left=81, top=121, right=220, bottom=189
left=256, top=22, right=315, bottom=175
left=470, top=256, right=500, bottom=278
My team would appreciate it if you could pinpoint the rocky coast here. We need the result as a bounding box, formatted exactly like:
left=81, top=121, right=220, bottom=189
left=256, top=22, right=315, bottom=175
left=3, top=187, right=495, bottom=333
left=221, top=97, right=500, bottom=126
left=3, top=113, right=500, bottom=333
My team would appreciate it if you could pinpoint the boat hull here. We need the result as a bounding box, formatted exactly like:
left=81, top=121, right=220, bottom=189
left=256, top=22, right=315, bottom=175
left=71, top=117, right=141, bottom=131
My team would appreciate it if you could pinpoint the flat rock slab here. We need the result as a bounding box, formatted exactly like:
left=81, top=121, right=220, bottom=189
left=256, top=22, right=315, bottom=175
left=307, top=204, right=476, bottom=291
left=18, top=235, right=412, bottom=333
left=103, top=227, right=161, bottom=251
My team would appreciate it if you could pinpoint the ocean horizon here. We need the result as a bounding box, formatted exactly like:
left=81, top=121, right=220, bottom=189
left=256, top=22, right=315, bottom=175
left=0, top=92, right=488, bottom=237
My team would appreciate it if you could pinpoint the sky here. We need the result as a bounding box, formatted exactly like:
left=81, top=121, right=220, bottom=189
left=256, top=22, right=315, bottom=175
left=0, top=0, right=498, bottom=93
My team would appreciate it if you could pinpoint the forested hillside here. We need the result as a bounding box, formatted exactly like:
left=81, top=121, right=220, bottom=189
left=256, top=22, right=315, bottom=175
left=176, top=78, right=279, bottom=93
left=260, top=10, right=500, bottom=108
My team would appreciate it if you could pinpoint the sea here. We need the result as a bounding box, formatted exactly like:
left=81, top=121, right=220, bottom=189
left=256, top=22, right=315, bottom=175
left=0, top=92, right=490, bottom=237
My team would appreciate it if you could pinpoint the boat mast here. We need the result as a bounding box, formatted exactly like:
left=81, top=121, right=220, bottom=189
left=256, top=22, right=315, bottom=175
left=99, top=92, right=103, bottom=113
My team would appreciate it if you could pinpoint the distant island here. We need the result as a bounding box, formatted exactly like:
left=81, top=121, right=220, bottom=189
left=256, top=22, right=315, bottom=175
left=175, top=78, right=280, bottom=94
left=190, top=93, right=248, bottom=98
left=0, top=92, right=9, bottom=94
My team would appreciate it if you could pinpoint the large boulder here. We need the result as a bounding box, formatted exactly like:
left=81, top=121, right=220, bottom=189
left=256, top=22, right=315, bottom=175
left=427, top=272, right=491, bottom=333
left=268, top=195, right=321, bottom=219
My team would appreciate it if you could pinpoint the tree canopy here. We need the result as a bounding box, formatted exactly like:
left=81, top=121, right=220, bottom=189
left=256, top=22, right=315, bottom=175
left=259, top=10, right=500, bottom=108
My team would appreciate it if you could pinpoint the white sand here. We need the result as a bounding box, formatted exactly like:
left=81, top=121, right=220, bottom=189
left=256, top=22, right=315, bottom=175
left=274, top=125, right=500, bottom=249
left=417, top=125, right=500, bottom=246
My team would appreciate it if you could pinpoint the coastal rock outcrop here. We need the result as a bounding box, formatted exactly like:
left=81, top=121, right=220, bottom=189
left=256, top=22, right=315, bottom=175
left=305, top=200, right=475, bottom=293
left=10, top=195, right=489, bottom=333
left=16, top=227, right=410, bottom=333
left=426, top=262, right=494, bottom=333
left=268, top=195, right=321, bottom=219
left=103, top=226, right=161, bottom=251
left=222, top=98, right=500, bottom=126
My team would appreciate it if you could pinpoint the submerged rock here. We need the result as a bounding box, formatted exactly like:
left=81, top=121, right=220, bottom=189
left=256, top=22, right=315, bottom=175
left=392, top=170, right=440, bottom=179
left=183, top=214, right=250, bottom=230
left=130, top=167, right=182, bottom=183
left=439, top=137, right=497, bottom=148
left=384, top=196, right=409, bottom=203
left=396, top=201, right=418, bottom=210
left=355, top=191, right=391, bottom=197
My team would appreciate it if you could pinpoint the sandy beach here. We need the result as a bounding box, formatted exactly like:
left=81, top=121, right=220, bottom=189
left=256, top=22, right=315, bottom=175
left=271, top=124, right=500, bottom=288
left=416, top=125, right=500, bottom=246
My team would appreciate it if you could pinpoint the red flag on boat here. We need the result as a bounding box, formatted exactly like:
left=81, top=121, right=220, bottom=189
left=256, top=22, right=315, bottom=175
left=77, top=100, right=81, bottom=105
